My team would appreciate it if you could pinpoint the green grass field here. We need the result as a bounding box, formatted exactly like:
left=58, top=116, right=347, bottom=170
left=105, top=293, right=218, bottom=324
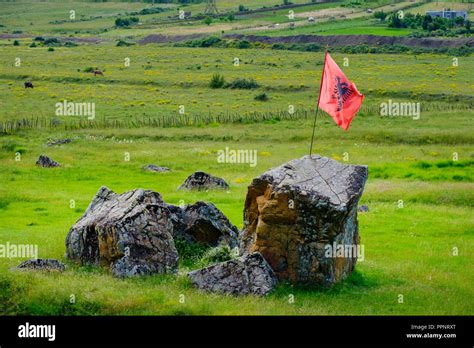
left=0, top=0, right=473, bottom=316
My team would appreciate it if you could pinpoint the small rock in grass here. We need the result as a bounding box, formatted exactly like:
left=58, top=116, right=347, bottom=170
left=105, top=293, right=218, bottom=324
left=358, top=205, right=369, bottom=213
left=16, top=258, right=66, bottom=272
left=36, top=155, right=60, bottom=168
left=142, top=164, right=170, bottom=172
left=47, top=138, right=71, bottom=146
left=178, top=171, right=229, bottom=191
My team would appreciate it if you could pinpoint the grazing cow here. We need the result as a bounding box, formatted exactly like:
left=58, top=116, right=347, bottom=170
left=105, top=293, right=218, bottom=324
left=24, top=81, right=34, bottom=89
left=93, top=70, right=104, bottom=76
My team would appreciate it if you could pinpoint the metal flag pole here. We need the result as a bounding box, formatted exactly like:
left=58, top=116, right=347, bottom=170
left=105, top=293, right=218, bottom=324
left=309, top=48, right=328, bottom=158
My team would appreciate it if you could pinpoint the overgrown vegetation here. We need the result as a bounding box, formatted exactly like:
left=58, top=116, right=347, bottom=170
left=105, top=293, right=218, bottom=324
left=209, top=73, right=225, bottom=88
left=386, top=12, right=471, bottom=37
left=115, top=17, right=139, bottom=28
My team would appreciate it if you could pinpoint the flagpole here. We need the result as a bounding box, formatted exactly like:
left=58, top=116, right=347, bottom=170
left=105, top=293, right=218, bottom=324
left=309, top=48, right=328, bottom=158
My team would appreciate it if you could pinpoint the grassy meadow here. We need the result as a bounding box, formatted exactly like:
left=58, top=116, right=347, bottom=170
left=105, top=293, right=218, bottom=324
left=0, top=0, right=473, bottom=316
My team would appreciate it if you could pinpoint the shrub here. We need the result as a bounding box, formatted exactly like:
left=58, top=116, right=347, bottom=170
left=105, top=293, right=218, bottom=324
left=44, top=37, right=60, bottom=46
left=374, top=11, right=387, bottom=21
left=83, top=67, right=95, bottom=73
left=174, top=238, right=209, bottom=266
left=238, top=5, right=248, bottom=12
left=254, top=92, right=269, bottom=101
left=203, top=17, right=212, bottom=26
left=200, top=244, right=238, bottom=265
left=137, top=7, right=164, bottom=15
left=209, top=73, right=225, bottom=88
left=225, top=78, right=260, bottom=89
left=13, top=40, right=19, bottom=46
left=29, top=42, right=36, bottom=48
left=116, top=39, right=134, bottom=47
left=115, top=17, right=139, bottom=28
left=237, top=40, right=250, bottom=49
left=48, top=47, right=54, bottom=52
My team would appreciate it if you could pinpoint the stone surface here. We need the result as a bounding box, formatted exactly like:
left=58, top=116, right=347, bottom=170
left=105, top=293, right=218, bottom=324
left=143, top=164, right=170, bottom=173
left=36, top=155, right=60, bottom=167
left=178, top=171, right=229, bottom=191
left=240, top=155, right=368, bottom=286
left=16, top=258, right=65, bottom=272
left=187, top=252, right=277, bottom=296
left=47, top=138, right=71, bottom=146
left=65, top=186, right=178, bottom=277
left=358, top=205, right=369, bottom=213
left=168, top=201, right=239, bottom=248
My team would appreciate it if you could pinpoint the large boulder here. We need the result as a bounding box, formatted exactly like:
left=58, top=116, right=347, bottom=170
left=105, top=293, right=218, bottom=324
left=187, top=252, right=277, bottom=296
left=168, top=201, right=239, bottom=248
left=65, top=186, right=178, bottom=277
left=178, top=171, right=229, bottom=191
left=240, top=155, right=368, bottom=286
left=36, top=155, right=60, bottom=167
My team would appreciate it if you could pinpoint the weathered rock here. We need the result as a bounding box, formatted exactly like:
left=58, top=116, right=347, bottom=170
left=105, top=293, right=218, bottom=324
left=188, top=252, right=277, bottom=296
left=143, top=164, right=170, bottom=173
left=178, top=171, right=229, bottom=191
left=168, top=201, right=239, bottom=248
left=36, top=155, right=60, bottom=168
left=358, top=205, right=369, bottom=213
left=47, top=138, right=71, bottom=146
left=16, top=258, right=65, bottom=272
left=240, top=155, right=368, bottom=286
left=65, top=186, right=178, bottom=277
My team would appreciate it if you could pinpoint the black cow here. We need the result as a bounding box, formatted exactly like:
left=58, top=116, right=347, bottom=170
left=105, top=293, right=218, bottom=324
left=24, top=81, right=34, bottom=89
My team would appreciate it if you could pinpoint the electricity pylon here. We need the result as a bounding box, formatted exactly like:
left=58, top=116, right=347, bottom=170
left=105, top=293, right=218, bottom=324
left=204, top=0, right=218, bottom=15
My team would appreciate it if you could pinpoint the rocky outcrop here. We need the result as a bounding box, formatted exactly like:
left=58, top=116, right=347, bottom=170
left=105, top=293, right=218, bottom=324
left=240, top=155, right=368, bottom=286
left=65, top=186, right=178, bottom=277
left=168, top=202, right=239, bottom=248
left=16, top=258, right=65, bottom=272
left=36, top=155, right=60, bottom=167
left=188, top=252, right=277, bottom=296
left=143, top=164, right=170, bottom=173
left=178, top=171, right=229, bottom=191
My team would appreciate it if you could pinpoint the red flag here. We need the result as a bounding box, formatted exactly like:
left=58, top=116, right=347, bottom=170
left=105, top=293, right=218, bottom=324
left=318, top=52, right=364, bottom=131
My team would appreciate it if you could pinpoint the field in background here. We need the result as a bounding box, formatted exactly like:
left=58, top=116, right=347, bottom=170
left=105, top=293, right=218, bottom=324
left=0, top=45, right=472, bottom=122
left=0, top=0, right=473, bottom=316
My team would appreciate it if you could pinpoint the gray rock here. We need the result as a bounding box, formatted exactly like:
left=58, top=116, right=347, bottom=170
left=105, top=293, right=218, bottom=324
left=178, top=171, right=229, bottom=191
left=143, top=164, right=170, bottom=173
left=16, top=258, right=65, bottom=272
left=36, top=155, right=60, bottom=167
left=188, top=252, right=277, bottom=296
left=65, top=186, right=178, bottom=277
left=240, top=155, right=368, bottom=286
left=358, top=205, right=369, bottom=213
left=47, top=138, right=71, bottom=146
left=168, top=201, right=239, bottom=248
